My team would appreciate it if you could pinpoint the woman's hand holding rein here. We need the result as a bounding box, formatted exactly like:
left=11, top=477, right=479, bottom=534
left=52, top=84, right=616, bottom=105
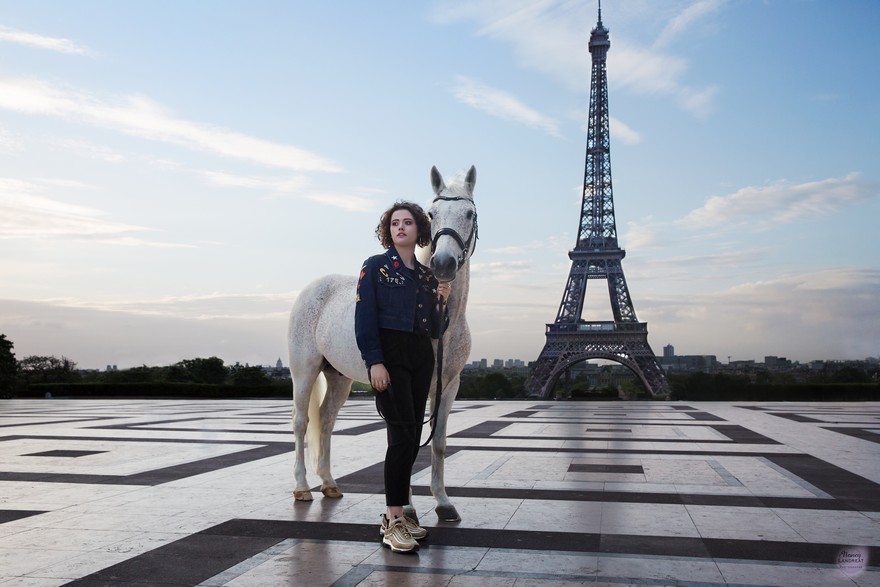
left=370, top=363, right=391, bottom=392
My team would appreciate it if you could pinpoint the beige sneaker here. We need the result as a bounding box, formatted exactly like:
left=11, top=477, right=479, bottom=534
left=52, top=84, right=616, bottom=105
left=381, top=515, right=418, bottom=553
left=380, top=513, right=427, bottom=541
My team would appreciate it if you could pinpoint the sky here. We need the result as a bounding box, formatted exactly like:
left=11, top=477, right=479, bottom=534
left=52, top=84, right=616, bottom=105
left=1, top=0, right=878, bottom=371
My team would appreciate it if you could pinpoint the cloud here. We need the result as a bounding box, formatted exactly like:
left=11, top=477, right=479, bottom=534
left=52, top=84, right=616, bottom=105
left=302, top=191, right=377, bottom=212
left=0, top=25, right=88, bottom=54
left=0, top=125, right=21, bottom=152
left=201, top=171, right=309, bottom=194
left=683, top=173, right=876, bottom=228
left=610, top=116, right=641, bottom=145
left=453, top=76, right=560, bottom=136
left=0, top=177, right=187, bottom=246
left=44, top=290, right=296, bottom=320
left=0, top=76, right=343, bottom=173
left=433, top=0, right=719, bottom=117
left=0, top=298, right=290, bottom=369
left=653, top=0, right=725, bottom=49
left=613, top=267, right=880, bottom=362
left=47, top=138, right=126, bottom=163
left=201, top=170, right=377, bottom=211
left=470, top=260, right=531, bottom=281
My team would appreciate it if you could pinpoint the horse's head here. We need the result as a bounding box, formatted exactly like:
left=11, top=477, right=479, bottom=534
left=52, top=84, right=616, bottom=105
left=428, top=165, right=478, bottom=282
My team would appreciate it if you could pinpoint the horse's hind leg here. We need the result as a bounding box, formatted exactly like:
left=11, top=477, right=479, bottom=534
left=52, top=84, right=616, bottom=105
left=315, top=369, right=352, bottom=498
left=292, top=366, right=320, bottom=501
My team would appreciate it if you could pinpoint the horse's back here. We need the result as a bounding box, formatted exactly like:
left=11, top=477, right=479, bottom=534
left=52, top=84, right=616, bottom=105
left=288, top=274, right=363, bottom=382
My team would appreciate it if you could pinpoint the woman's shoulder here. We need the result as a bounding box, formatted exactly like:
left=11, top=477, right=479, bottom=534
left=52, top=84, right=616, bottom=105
left=362, top=250, right=391, bottom=266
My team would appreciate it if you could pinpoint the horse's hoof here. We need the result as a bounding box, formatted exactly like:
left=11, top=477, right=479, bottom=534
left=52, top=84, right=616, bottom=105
left=321, top=486, right=343, bottom=498
left=403, top=505, right=419, bottom=525
left=435, top=504, right=461, bottom=522
left=294, top=490, right=314, bottom=501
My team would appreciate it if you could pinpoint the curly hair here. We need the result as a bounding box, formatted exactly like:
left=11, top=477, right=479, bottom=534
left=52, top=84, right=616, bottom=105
left=375, top=201, right=432, bottom=248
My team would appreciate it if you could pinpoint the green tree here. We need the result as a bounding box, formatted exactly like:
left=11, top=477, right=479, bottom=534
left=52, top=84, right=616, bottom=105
left=832, top=366, right=870, bottom=384
left=17, top=355, right=79, bottom=385
left=480, top=372, right=511, bottom=399
left=0, top=334, right=17, bottom=398
left=169, top=357, right=228, bottom=384
left=229, top=365, right=271, bottom=386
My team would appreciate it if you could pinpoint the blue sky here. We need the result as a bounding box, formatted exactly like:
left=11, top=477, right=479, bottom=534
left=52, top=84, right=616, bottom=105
left=1, top=0, right=878, bottom=370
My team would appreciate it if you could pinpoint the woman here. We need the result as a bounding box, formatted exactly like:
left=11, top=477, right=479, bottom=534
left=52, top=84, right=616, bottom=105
left=355, top=201, right=451, bottom=553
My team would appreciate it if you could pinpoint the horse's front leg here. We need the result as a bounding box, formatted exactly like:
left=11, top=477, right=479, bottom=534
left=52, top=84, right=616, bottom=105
left=431, top=377, right=461, bottom=521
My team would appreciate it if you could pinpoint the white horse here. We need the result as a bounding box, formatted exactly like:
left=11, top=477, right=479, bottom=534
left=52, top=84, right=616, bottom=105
left=287, top=165, right=477, bottom=522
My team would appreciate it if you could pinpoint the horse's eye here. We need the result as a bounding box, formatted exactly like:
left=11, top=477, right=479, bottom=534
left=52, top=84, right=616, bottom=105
left=466, top=210, right=473, bottom=219
left=427, top=213, right=433, bottom=221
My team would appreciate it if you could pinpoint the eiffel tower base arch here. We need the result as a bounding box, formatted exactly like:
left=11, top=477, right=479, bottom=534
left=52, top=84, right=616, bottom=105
left=527, top=323, right=670, bottom=399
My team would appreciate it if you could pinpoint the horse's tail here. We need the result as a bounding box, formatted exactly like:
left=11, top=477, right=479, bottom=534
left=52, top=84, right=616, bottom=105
left=306, top=372, right=326, bottom=471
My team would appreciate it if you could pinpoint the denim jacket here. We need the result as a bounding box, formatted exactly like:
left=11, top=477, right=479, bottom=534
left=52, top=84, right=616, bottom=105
left=355, top=246, right=441, bottom=367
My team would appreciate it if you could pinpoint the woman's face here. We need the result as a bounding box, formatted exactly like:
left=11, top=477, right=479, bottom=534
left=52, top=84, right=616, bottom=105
left=390, top=209, right=418, bottom=249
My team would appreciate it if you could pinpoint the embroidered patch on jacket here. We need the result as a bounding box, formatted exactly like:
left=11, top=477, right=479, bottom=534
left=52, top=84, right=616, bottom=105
left=379, top=266, right=406, bottom=286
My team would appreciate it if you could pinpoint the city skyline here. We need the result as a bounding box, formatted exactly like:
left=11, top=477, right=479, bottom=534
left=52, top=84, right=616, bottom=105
left=1, top=1, right=878, bottom=370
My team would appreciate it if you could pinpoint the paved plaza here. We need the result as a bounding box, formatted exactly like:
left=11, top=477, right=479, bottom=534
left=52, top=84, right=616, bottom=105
left=0, top=399, right=878, bottom=586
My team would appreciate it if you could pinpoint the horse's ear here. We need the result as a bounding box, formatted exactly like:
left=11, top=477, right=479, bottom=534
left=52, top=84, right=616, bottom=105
left=464, top=165, right=476, bottom=197
left=431, top=166, right=445, bottom=195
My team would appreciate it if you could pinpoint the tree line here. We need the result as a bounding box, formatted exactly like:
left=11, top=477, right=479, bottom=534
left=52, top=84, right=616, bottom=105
left=2, top=332, right=876, bottom=401
left=0, top=333, right=280, bottom=398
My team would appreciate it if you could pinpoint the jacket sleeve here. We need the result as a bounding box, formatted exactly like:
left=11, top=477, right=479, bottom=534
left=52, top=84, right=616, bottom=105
left=355, top=257, right=384, bottom=367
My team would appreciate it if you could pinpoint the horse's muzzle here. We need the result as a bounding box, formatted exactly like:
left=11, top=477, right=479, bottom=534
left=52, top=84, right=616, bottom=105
left=430, top=254, right=458, bottom=282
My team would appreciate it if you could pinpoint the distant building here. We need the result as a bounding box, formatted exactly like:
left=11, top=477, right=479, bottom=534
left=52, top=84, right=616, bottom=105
left=658, top=353, right=719, bottom=373
left=764, top=356, right=792, bottom=369
left=663, top=344, right=675, bottom=358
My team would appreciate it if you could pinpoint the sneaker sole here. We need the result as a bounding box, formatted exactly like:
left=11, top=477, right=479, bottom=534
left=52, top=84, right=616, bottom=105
left=382, top=536, right=417, bottom=553
left=379, top=527, right=427, bottom=541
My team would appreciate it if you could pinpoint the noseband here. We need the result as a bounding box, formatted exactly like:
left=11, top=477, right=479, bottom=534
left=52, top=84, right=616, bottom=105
left=430, top=194, right=478, bottom=266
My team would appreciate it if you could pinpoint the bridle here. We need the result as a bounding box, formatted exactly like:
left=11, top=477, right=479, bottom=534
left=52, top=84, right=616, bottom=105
left=429, top=194, right=479, bottom=266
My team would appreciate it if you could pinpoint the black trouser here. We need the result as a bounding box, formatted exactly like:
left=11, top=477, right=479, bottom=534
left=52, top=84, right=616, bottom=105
left=376, top=329, right=434, bottom=507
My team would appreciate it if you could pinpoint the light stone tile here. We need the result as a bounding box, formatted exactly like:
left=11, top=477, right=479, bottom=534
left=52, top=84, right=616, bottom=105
left=772, top=508, right=880, bottom=545
left=716, top=561, right=859, bottom=587
left=475, top=550, right=598, bottom=577
left=600, top=502, right=700, bottom=538
left=506, top=500, right=602, bottom=534
left=24, top=551, right=131, bottom=580
left=355, top=571, right=456, bottom=587
left=852, top=569, right=880, bottom=587
left=0, top=548, right=79, bottom=577
left=222, top=540, right=378, bottom=587
left=596, top=554, right=725, bottom=584
left=684, top=504, right=805, bottom=542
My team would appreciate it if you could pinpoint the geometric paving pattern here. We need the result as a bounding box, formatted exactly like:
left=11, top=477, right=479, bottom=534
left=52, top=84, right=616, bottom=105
left=0, top=399, right=878, bottom=586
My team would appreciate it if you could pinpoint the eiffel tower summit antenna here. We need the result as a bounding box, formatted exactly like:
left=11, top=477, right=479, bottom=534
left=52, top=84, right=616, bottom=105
left=526, top=1, right=671, bottom=399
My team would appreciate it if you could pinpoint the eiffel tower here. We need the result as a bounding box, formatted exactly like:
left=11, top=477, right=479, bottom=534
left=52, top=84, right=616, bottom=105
left=527, top=2, right=670, bottom=399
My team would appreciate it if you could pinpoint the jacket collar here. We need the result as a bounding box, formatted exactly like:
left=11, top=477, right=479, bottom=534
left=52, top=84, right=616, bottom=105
left=384, top=246, right=431, bottom=278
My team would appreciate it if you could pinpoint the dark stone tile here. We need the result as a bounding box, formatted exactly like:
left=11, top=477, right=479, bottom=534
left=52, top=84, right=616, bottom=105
left=709, top=424, right=781, bottom=444
left=65, top=533, right=285, bottom=586
left=0, top=509, right=45, bottom=524
left=24, top=450, right=107, bottom=457
left=0, top=437, right=292, bottom=486
left=823, top=426, right=880, bottom=445
left=600, top=533, right=710, bottom=558
left=771, top=412, right=822, bottom=423
left=569, top=464, right=644, bottom=474
left=765, top=454, right=880, bottom=510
